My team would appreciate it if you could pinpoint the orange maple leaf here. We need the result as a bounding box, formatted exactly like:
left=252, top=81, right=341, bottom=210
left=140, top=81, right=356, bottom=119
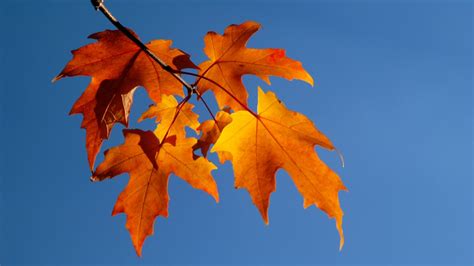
left=139, top=95, right=199, bottom=141
left=54, top=29, right=196, bottom=169
left=193, top=109, right=232, bottom=157
left=196, top=21, right=313, bottom=111
left=92, top=130, right=218, bottom=256
left=212, top=87, right=347, bottom=249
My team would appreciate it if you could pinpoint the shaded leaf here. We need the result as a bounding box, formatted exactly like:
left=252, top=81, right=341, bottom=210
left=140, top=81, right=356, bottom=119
left=54, top=29, right=196, bottom=169
left=193, top=109, right=232, bottom=158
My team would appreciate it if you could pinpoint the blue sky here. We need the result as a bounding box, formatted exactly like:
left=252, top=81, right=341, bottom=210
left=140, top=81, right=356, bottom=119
left=0, top=0, right=472, bottom=264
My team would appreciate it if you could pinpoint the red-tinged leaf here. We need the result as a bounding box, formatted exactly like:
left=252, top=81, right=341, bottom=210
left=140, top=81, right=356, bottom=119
left=54, top=29, right=197, bottom=169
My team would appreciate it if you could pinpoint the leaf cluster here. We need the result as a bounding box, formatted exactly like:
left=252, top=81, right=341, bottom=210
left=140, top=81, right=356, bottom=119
left=55, top=20, right=346, bottom=256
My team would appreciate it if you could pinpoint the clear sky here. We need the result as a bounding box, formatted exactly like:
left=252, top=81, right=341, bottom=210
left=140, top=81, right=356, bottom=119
left=0, top=0, right=472, bottom=265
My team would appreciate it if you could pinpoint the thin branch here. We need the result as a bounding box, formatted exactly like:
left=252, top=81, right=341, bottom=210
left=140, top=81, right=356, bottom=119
left=191, top=62, right=215, bottom=88
left=90, top=0, right=194, bottom=95
left=194, top=89, right=217, bottom=123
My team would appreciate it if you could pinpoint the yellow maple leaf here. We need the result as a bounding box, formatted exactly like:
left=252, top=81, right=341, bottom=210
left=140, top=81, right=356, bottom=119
left=212, top=87, right=346, bottom=249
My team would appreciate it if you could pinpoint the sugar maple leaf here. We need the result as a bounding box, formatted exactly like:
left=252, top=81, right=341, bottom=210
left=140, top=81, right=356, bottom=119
left=212, top=87, right=347, bottom=249
left=54, top=29, right=196, bottom=169
left=92, top=129, right=218, bottom=256
left=139, top=95, right=199, bottom=141
left=196, top=21, right=313, bottom=111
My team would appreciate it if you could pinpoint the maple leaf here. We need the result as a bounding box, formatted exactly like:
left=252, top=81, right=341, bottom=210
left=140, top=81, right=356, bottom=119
left=212, top=87, right=347, bottom=249
left=92, top=129, right=218, bottom=256
left=54, top=29, right=197, bottom=169
left=139, top=95, right=199, bottom=141
left=196, top=21, right=313, bottom=111
left=193, top=109, right=232, bottom=158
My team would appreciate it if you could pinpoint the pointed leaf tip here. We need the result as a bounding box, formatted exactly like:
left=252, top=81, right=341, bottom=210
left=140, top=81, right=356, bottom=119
left=51, top=74, right=63, bottom=83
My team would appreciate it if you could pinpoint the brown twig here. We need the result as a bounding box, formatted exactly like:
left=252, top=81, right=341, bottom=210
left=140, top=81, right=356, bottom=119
left=194, top=89, right=217, bottom=123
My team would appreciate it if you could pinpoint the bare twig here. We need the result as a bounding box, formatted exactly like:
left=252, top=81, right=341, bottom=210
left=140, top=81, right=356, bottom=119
left=194, top=89, right=217, bottom=122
